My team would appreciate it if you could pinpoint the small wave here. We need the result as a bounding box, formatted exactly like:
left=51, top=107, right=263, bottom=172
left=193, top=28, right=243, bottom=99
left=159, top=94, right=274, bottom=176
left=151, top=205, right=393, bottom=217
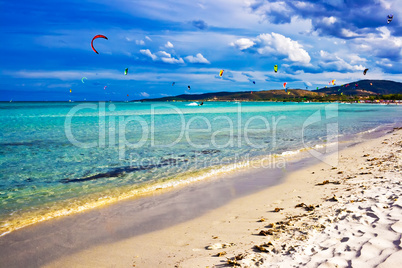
left=358, top=126, right=381, bottom=135
left=280, top=149, right=301, bottom=156
left=185, top=102, right=199, bottom=106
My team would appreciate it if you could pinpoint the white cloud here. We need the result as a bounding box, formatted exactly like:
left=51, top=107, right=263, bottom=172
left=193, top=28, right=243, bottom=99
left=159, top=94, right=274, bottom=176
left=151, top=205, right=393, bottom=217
left=157, top=51, right=172, bottom=58
left=230, top=38, right=255, bottom=50
left=140, top=92, right=150, bottom=97
left=161, top=57, right=184, bottom=64
left=319, top=50, right=365, bottom=71
left=257, top=33, right=311, bottom=64
left=145, top=36, right=152, bottom=41
left=165, top=41, right=174, bottom=48
left=293, top=1, right=315, bottom=9
left=232, top=33, right=311, bottom=64
left=140, top=49, right=157, bottom=61
left=249, top=1, right=290, bottom=16
left=322, top=16, right=337, bottom=25
left=141, top=49, right=184, bottom=64
left=156, top=50, right=184, bottom=64
left=136, top=40, right=145, bottom=45
left=185, top=53, right=210, bottom=64
left=350, top=27, right=402, bottom=60
left=347, top=54, right=367, bottom=65
left=341, top=28, right=359, bottom=38
left=376, top=59, right=393, bottom=67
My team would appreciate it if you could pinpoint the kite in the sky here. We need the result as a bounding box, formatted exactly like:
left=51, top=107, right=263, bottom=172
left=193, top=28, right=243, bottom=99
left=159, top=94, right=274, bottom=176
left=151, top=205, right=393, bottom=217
left=253, top=81, right=256, bottom=84
left=283, top=82, right=287, bottom=88
left=172, top=82, right=175, bottom=86
left=104, top=86, right=107, bottom=90
left=188, top=85, right=191, bottom=90
left=331, top=79, right=336, bottom=85
left=363, top=68, right=369, bottom=75
left=219, top=70, right=224, bottom=77
left=124, top=68, right=128, bottom=75
left=274, top=65, right=278, bottom=73
left=69, top=89, right=72, bottom=93
left=81, top=77, right=87, bottom=83
left=91, top=35, right=108, bottom=54
left=387, top=14, right=393, bottom=24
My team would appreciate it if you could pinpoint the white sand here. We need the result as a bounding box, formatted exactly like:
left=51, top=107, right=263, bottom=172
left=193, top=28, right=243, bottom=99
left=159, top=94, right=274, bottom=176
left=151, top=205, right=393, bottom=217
left=45, top=129, right=402, bottom=268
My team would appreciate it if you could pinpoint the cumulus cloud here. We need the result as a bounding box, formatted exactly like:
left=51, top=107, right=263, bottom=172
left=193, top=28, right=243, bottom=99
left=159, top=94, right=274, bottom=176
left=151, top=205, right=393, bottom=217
left=140, top=49, right=184, bottom=64
left=136, top=40, right=145, bottom=45
left=161, top=57, right=184, bottom=64
left=322, top=16, right=337, bottom=25
left=351, top=27, right=402, bottom=61
left=165, top=41, right=174, bottom=48
left=319, top=50, right=365, bottom=72
left=185, top=53, right=210, bottom=64
left=158, top=50, right=184, bottom=64
left=247, top=0, right=398, bottom=39
left=258, top=33, right=311, bottom=64
left=157, top=51, right=171, bottom=58
left=140, top=49, right=157, bottom=61
left=249, top=0, right=292, bottom=24
left=232, top=33, right=311, bottom=65
left=376, top=58, right=393, bottom=67
left=140, top=92, right=150, bottom=97
left=230, top=38, right=255, bottom=50
left=341, top=29, right=360, bottom=38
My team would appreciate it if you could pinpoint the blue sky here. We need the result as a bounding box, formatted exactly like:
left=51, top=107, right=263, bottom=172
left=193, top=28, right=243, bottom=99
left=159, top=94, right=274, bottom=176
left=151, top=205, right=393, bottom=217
left=1, top=0, right=402, bottom=101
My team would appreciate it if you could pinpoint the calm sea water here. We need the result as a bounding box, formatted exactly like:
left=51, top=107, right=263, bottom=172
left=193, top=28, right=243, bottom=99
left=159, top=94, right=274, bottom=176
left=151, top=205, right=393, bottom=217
left=1, top=101, right=401, bottom=235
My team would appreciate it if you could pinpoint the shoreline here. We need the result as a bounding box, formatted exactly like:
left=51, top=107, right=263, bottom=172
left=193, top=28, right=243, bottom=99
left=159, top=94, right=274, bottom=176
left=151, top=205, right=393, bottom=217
left=1, top=122, right=383, bottom=238
left=45, top=128, right=401, bottom=267
left=0, top=126, right=399, bottom=267
left=0, top=139, right=333, bottom=237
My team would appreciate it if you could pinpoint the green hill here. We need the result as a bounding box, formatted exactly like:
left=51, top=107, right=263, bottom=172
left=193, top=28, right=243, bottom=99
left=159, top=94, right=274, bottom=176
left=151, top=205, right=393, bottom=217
left=140, top=89, right=326, bottom=102
left=313, top=80, right=402, bottom=95
left=139, top=80, right=402, bottom=102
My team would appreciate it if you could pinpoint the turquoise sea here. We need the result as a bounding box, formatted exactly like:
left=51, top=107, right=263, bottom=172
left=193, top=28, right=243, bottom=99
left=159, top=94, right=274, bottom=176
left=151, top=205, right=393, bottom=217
left=1, top=101, right=401, bottom=235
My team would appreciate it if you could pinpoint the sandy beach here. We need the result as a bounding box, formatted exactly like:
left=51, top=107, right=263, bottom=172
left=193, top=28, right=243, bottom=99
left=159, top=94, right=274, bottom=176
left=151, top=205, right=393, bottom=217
left=22, top=128, right=397, bottom=268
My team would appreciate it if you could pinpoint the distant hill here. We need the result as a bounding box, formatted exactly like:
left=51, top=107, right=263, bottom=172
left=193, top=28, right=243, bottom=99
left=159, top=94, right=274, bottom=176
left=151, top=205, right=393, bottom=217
left=139, top=80, right=402, bottom=102
left=313, top=80, right=402, bottom=95
left=140, top=89, right=326, bottom=102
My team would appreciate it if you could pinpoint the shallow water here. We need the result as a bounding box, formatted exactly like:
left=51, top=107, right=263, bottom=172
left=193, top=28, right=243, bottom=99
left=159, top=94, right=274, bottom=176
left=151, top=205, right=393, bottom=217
left=0, top=101, right=401, bottom=235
